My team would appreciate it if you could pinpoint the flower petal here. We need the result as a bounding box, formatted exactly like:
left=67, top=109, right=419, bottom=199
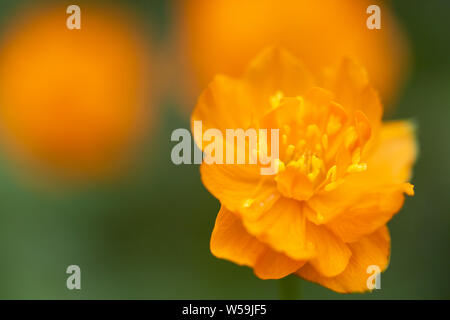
left=276, top=165, right=315, bottom=202
left=362, top=120, right=418, bottom=184
left=243, top=46, right=315, bottom=116
left=239, top=197, right=350, bottom=275
left=210, top=206, right=304, bottom=279
left=240, top=198, right=316, bottom=261
left=200, top=162, right=280, bottom=220
left=306, top=221, right=352, bottom=277
left=191, top=74, right=253, bottom=147
left=325, top=57, right=382, bottom=130
left=296, top=226, right=390, bottom=293
left=306, top=120, right=417, bottom=225
left=254, top=247, right=306, bottom=280
left=210, top=206, right=266, bottom=267
left=325, top=184, right=410, bottom=243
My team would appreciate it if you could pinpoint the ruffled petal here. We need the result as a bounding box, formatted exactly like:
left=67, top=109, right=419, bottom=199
left=297, top=226, right=390, bottom=293
left=200, top=162, right=280, bottom=220
left=306, top=221, right=352, bottom=277
left=324, top=57, right=383, bottom=129
left=239, top=198, right=350, bottom=275
left=210, top=206, right=304, bottom=279
left=325, top=184, right=410, bottom=243
left=362, top=120, right=417, bottom=184
left=254, top=249, right=306, bottom=280
left=306, top=120, right=417, bottom=225
left=191, top=74, right=253, bottom=148
left=240, top=198, right=316, bottom=261
left=243, top=46, right=315, bottom=117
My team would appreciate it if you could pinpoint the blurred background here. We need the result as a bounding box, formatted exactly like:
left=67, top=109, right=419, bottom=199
left=0, top=0, right=448, bottom=299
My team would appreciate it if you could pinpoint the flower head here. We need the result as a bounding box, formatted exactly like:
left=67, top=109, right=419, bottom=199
left=192, top=47, right=417, bottom=293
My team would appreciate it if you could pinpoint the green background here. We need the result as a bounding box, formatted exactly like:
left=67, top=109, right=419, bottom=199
left=0, top=0, right=448, bottom=299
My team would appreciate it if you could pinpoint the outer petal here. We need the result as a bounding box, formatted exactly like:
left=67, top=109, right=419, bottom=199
left=239, top=198, right=351, bottom=276
left=254, top=249, right=306, bottom=280
left=243, top=46, right=315, bottom=117
left=191, top=74, right=253, bottom=147
left=200, top=162, right=280, bottom=220
left=362, top=120, right=418, bottom=184
left=296, top=226, right=390, bottom=293
left=325, top=184, right=411, bottom=243
left=306, top=221, right=352, bottom=277
left=324, top=57, right=383, bottom=130
left=240, top=198, right=316, bottom=261
left=306, top=120, right=417, bottom=225
left=210, top=206, right=304, bottom=279
left=210, top=206, right=266, bottom=267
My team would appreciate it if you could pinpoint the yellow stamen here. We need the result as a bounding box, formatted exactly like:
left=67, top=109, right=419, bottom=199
left=307, top=171, right=318, bottom=182
left=345, top=127, right=358, bottom=150
left=347, top=163, right=367, bottom=173
left=243, top=199, right=254, bottom=208
left=324, top=179, right=344, bottom=192
left=325, top=165, right=337, bottom=182
left=311, top=155, right=323, bottom=170
left=307, top=155, right=323, bottom=181
left=403, top=183, right=415, bottom=196
left=270, top=90, right=284, bottom=108
left=327, top=115, right=341, bottom=135
left=352, top=147, right=361, bottom=164
left=276, top=159, right=286, bottom=173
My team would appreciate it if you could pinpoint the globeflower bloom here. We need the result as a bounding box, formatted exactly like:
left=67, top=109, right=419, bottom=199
left=191, top=47, right=417, bottom=293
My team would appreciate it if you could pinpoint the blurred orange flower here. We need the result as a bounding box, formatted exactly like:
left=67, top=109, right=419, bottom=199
left=178, top=0, right=410, bottom=107
left=0, top=5, right=153, bottom=180
left=192, top=47, right=417, bottom=293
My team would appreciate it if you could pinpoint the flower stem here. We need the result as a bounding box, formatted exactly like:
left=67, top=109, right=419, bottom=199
left=278, top=276, right=301, bottom=300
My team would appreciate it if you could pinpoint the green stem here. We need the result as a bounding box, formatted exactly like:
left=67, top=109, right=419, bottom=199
left=278, top=276, right=301, bottom=300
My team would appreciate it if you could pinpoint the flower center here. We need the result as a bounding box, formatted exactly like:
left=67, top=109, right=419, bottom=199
left=268, top=91, right=370, bottom=201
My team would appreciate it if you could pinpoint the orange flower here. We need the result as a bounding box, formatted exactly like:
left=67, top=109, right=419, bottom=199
left=0, top=5, right=153, bottom=180
left=178, top=0, right=410, bottom=107
left=191, top=47, right=417, bottom=293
